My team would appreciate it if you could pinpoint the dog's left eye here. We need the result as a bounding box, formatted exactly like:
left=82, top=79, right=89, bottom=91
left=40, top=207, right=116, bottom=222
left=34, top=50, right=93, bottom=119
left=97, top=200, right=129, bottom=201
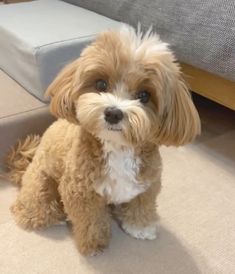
left=136, top=91, right=151, bottom=104
left=96, top=79, right=108, bottom=92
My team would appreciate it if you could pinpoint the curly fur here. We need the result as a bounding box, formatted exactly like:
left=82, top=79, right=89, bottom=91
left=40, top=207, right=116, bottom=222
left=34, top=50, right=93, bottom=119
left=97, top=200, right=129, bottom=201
left=6, top=25, right=201, bottom=256
left=4, top=135, right=41, bottom=186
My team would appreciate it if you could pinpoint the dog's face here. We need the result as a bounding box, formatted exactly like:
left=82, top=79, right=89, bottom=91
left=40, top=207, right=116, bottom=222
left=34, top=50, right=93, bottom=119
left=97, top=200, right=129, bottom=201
left=46, top=25, right=200, bottom=146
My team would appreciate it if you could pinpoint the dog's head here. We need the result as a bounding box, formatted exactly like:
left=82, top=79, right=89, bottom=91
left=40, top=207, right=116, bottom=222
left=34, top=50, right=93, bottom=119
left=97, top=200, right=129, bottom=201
left=46, top=25, right=201, bottom=146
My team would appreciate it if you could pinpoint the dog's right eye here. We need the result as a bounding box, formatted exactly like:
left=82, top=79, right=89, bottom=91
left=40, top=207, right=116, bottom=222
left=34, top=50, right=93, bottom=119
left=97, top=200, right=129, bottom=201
left=136, top=90, right=151, bottom=104
left=96, top=79, right=108, bottom=92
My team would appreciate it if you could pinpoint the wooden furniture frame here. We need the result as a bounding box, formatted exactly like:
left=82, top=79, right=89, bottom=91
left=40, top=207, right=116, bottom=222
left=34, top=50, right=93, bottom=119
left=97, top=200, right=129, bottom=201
left=181, top=63, right=235, bottom=111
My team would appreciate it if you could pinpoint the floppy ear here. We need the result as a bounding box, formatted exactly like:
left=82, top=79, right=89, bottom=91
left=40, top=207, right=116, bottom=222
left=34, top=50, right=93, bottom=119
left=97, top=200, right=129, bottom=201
left=45, top=59, right=80, bottom=124
left=156, top=68, right=201, bottom=146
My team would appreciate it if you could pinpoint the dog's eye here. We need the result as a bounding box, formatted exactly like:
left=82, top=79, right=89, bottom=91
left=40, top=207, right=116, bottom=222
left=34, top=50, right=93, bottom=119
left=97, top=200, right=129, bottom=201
left=96, top=79, right=108, bottom=92
left=136, top=91, right=151, bottom=104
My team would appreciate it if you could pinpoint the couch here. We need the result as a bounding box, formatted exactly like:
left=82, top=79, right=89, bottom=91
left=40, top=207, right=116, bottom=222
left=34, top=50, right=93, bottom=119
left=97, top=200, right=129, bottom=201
left=0, top=0, right=234, bottom=163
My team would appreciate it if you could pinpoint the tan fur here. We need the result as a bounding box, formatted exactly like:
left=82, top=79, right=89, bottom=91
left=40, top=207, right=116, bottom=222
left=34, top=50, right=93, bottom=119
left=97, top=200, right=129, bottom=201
left=6, top=25, right=201, bottom=256
left=4, top=135, right=41, bottom=186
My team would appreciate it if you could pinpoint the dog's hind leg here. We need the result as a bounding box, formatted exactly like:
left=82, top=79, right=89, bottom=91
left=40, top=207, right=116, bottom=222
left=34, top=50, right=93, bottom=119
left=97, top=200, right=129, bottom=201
left=11, top=163, right=65, bottom=230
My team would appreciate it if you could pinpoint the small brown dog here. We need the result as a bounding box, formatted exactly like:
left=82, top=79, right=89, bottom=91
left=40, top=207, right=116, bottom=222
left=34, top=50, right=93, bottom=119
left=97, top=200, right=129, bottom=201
left=6, top=25, right=201, bottom=256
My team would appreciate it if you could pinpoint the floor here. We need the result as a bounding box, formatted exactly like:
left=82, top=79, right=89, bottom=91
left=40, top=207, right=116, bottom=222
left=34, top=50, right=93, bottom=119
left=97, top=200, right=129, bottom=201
left=0, top=94, right=235, bottom=274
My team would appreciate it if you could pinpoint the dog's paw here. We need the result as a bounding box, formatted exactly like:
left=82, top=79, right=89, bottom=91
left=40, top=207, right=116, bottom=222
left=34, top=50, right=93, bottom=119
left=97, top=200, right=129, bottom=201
left=89, top=249, right=104, bottom=257
left=79, top=245, right=106, bottom=257
left=122, top=222, right=158, bottom=240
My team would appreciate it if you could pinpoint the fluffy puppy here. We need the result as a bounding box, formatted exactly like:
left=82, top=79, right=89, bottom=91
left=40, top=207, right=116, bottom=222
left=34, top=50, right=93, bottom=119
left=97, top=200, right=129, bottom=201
left=6, top=25, right=201, bottom=256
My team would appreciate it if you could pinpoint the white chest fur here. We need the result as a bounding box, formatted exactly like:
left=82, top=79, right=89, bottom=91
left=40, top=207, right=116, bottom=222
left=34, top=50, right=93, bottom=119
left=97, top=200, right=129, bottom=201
left=94, top=142, right=148, bottom=204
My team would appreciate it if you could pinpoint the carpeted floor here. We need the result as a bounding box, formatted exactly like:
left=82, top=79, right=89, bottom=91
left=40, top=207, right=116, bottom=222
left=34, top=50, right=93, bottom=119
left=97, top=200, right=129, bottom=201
left=0, top=96, right=235, bottom=274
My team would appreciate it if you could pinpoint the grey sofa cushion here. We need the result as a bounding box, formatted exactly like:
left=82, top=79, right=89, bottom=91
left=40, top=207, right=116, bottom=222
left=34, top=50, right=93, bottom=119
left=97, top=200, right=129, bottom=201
left=0, top=0, right=121, bottom=102
left=65, top=0, right=235, bottom=82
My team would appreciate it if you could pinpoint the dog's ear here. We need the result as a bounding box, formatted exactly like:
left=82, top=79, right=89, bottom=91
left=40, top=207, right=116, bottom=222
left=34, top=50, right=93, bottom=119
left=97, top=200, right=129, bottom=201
left=156, top=66, right=201, bottom=146
left=45, top=59, right=80, bottom=123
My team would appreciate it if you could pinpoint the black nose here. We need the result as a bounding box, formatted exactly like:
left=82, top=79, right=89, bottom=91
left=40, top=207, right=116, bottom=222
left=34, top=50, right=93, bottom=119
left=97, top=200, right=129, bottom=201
left=104, top=107, right=123, bottom=124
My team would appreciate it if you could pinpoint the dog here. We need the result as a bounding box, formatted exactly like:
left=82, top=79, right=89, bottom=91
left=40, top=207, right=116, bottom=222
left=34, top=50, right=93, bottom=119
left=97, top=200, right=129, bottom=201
left=5, top=25, right=201, bottom=256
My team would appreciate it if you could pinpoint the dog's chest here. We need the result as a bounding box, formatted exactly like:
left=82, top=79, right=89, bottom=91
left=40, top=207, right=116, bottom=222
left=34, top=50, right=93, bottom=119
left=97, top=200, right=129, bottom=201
left=94, top=142, right=146, bottom=204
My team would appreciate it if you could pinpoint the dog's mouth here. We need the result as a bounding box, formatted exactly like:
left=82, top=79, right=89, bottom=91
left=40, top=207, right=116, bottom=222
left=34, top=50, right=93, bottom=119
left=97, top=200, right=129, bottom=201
left=106, top=124, right=122, bottom=132
left=108, top=129, right=122, bottom=132
left=98, top=122, right=126, bottom=144
left=107, top=127, right=122, bottom=132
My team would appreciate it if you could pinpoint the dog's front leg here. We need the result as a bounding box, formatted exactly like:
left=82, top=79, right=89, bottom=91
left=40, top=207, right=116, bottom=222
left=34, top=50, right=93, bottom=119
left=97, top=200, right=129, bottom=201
left=114, top=182, right=161, bottom=240
left=59, top=178, right=111, bottom=256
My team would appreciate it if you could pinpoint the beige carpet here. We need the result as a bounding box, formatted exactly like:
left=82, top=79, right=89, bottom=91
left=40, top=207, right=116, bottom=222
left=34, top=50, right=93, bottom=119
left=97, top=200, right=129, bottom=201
left=0, top=96, right=235, bottom=274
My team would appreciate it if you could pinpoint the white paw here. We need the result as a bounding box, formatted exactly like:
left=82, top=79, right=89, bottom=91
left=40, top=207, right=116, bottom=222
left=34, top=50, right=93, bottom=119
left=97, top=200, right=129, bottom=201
left=89, top=249, right=104, bottom=257
left=122, top=222, right=158, bottom=240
